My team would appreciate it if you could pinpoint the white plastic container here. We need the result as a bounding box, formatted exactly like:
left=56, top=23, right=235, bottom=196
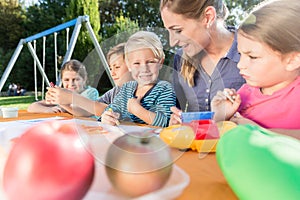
left=1, top=107, right=18, bottom=118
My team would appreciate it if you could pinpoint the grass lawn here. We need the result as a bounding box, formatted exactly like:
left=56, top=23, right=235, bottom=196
left=0, top=95, right=40, bottom=110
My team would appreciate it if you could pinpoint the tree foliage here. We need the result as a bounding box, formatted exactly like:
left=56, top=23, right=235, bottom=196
left=99, top=0, right=162, bottom=39
left=225, top=0, right=263, bottom=25
left=66, top=0, right=100, bottom=60
left=0, top=1, right=25, bottom=50
left=0, top=0, right=264, bottom=92
left=20, top=0, right=71, bottom=90
left=0, top=1, right=27, bottom=89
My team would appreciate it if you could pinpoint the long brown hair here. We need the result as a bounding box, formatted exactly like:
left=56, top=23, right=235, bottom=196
left=61, top=59, right=88, bottom=85
left=160, top=0, right=228, bottom=87
left=239, top=0, right=300, bottom=54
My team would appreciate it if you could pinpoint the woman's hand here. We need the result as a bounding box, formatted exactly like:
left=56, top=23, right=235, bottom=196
left=169, top=106, right=182, bottom=126
left=100, top=110, right=120, bottom=126
left=46, top=87, right=73, bottom=105
left=211, top=89, right=241, bottom=122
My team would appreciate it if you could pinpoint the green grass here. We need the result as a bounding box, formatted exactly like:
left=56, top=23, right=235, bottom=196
left=0, top=96, right=40, bottom=110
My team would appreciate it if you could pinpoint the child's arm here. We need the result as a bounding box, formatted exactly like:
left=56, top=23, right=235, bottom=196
left=127, top=83, right=176, bottom=127
left=230, top=114, right=300, bottom=140
left=127, top=97, right=156, bottom=125
left=271, top=129, right=300, bottom=140
left=27, top=100, right=63, bottom=113
left=230, top=112, right=257, bottom=125
left=46, top=87, right=108, bottom=117
left=211, top=89, right=241, bottom=122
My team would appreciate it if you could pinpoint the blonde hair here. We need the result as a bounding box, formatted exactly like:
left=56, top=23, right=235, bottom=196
left=160, top=0, right=228, bottom=87
left=239, top=0, right=300, bottom=54
left=124, top=31, right=165, bottom=66
left=106, top=43, right=126, bottom=65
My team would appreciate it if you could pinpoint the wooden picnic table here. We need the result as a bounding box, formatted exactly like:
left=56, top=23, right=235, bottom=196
left=0, top=110, right=238, bottom=199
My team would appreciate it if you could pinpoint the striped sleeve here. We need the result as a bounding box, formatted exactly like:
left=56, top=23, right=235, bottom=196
left=106, top=81, right=137, bottom=120
left=147, top=81, right=176, bottom=127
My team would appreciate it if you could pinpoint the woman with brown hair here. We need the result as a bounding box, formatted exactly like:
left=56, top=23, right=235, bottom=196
left=160, top=0, right=245, bottom=125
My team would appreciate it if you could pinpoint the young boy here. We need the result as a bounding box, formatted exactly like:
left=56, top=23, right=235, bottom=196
left=101, top=31, right=176, bottom=127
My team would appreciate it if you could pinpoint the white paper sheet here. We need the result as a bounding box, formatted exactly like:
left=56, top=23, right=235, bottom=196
left=0, top=118, right=189, bottom=200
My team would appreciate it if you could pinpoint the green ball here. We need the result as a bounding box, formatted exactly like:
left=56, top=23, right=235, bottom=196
left=216, top=124, right=300, bottom=200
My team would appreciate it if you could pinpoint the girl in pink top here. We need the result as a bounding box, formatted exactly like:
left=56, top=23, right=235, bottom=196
left=212, top=0, right=300, bottom=136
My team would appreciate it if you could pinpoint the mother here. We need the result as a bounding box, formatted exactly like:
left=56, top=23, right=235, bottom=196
left=160, top=0, right=245, bottom=125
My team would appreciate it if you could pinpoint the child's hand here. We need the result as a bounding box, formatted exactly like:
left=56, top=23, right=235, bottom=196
left=230, top=112, right=258, bottom=126
left=101, top=109, right=120, bottom=126
left=49, top=106, right=64, bottom=113
left=169, top=106, right=182, bottom=126
left=127, top=96, right=142, bottom=114
left=46, top=87, right=73, bottom=105
left=211, top=89, right=241, bottom=122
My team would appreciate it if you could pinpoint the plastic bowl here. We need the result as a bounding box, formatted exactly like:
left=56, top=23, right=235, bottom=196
left=1, top=107, right=18, bottom=118
left=181, top=111, right=214, bottom=123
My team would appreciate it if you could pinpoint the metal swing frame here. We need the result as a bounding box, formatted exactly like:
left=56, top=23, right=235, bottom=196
left=0, top=15, right=113, bottom=96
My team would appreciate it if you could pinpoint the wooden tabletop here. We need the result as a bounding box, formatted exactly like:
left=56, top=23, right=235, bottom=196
left=0, top=110, right=237, bottom=199
left=175, top=151, right=237, bottom=200
left=0, top=110, right=73, bottom=122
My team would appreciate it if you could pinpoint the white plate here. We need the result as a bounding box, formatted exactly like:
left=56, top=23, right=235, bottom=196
left=84, top=164, right=189, bottom=200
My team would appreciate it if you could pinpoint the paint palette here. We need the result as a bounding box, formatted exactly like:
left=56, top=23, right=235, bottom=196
left=181, top=111, right=214, bottom=123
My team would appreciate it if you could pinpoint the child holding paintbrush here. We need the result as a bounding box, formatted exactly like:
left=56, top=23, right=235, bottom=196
left=211, top=0, right=300, bottom=138
left=100, top=31, right=176, bottom=127
left=28, top=59, right=98, bottom=113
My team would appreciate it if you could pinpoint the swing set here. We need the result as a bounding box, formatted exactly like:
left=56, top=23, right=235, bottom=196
left=0, top=15, right=114, bottom=99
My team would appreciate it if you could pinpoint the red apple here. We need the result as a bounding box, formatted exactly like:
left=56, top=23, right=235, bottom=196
left=3, top=121, right=95, bottom=200
left=105, top=132, right=173, bottom=197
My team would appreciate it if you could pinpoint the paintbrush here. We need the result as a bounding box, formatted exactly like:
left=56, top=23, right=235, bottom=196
left=223, top=90, right=235, bottom=104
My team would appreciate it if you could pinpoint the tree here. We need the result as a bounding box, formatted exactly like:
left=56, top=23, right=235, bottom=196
left=0, top=0, right=28, bottom=90
left=66, top=0, right=100, bottom=61
left=99, top=0, right=161, bottom=40
left=101, top=11, right=139, bottom=49
left=95, top=12, right=139, bottom=93
left=122, top=0, right=162, bottom=28
left=98, top=0, right=264, bottom=40
left=20, top=0, right=71, bottom=91
left=0, top=1, right=25, bottom=50
left=64, top=0, right=101, bottom=88
left=225, top=0, right=263, bottom=26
